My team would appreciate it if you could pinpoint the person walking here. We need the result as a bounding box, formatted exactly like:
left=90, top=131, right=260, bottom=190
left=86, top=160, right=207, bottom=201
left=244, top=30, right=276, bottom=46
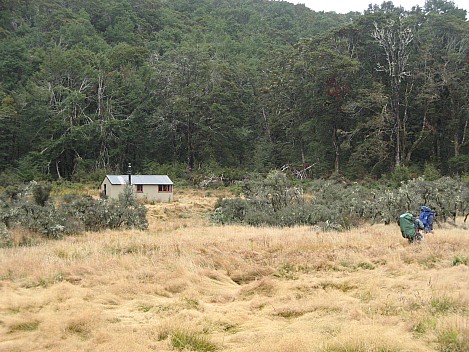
left=399, top=213, right=424, bottom=243
left=419, top=206, right=435, bottom=234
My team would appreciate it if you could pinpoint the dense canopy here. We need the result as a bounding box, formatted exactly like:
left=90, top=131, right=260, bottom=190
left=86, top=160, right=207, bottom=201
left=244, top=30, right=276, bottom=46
left=0, top=0, right=468, bottom=182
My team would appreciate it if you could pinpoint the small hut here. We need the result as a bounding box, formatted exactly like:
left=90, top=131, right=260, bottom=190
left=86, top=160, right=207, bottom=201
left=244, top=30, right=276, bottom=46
left=100, top=174, right=173, bottom=202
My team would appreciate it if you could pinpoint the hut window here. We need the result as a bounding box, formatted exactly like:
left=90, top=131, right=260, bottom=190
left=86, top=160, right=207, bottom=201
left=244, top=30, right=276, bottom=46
left=136, top=184, right=143, bottom=193
left=158, top=185, right=172, bottom=192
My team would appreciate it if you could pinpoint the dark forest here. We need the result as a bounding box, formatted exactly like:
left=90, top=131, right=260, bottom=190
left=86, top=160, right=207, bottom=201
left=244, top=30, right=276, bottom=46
left=0, top=0, right=468, bottom=183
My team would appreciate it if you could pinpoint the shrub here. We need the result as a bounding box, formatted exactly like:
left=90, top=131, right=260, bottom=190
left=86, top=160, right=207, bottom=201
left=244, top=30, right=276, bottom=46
left=115, top=186, right=148, bottom=230
left=0, top=169, right=22, bottom=188
left=210, top=174, right=467, bottom=229
left=452, top=256, right=468, bottom=266
left=62, top=196, right=108, bottom=232
left=430, top=296, right=462, bottom=315
left=71, top=159, right=107, bottom=183
left=424, top=163, right=441, bottom=181
left=211, top=198, right=249, bottom=224
left=0, top=183, right=148, bottom=244
left=62, top=187, right=148, bottom=231
left=16, top=153, right=50, bottom=182
left=32, top=182, right=52, bottom=206
left=390, top=165, right=414, bottom=186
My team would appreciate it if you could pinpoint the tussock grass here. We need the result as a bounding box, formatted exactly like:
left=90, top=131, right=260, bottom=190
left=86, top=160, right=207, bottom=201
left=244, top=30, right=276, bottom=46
left=7, top=319, right=40, bottom=332
left=153, top=321, right=218, bottom=351
left=170, top=329, right=218, bottom=351
left=0, top=188, right=468, bottom=351
left=63, top=311, right=100, bottom=341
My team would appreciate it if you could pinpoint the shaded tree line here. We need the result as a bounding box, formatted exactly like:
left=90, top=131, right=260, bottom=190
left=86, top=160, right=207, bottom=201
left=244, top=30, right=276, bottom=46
left=0, top=0, right=467, bottom=183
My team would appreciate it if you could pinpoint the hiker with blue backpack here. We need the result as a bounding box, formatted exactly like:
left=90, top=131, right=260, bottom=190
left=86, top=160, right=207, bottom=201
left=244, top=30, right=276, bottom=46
left=419, top=206, right=435, bottom=233
left=399, top=213, right=424, bottom=243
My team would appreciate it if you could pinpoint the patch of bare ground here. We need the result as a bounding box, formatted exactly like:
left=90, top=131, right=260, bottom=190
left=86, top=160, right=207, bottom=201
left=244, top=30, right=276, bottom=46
left=0, top=188, right=468, bottom=351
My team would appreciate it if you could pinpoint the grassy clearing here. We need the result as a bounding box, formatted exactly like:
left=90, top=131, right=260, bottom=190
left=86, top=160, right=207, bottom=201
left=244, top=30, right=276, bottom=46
left=0, top=188, right=468, bottom=351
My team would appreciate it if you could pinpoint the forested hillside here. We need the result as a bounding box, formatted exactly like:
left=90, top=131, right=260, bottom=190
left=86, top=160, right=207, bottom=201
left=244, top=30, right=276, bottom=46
left=0, top=0, right=468, bottom=182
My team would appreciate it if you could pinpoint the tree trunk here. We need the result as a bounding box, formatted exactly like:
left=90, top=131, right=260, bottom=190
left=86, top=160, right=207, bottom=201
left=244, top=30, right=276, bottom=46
left=332, top=126, right=340, bottom=174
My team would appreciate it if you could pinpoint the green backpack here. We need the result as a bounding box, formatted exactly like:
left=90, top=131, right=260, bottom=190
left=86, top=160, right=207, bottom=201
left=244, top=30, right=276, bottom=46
left=399, top=213, right=416, bottom=239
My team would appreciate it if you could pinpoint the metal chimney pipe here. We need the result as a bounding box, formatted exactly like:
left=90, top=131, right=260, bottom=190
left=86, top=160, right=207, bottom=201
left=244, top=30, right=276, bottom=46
left=127, top=163, right=132, bottom=185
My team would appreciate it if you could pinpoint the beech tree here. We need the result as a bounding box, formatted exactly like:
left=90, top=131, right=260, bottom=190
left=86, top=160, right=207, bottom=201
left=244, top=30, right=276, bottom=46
left=372, top=17, right=414, bottom=168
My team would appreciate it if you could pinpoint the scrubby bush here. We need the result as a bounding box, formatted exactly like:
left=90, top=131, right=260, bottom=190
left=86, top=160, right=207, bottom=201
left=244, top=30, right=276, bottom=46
left=211, top=174, right=468, bottom=229
left=12, top=202, right=71, bottom=239
left=0, top=183, right=148, bottom=245
left=423, top=163, right=441, bottom=181
left=62, top=195, right=108, bottom=232
left=212, top=198, right=249, bottom=224
left=389, top=165, right=415, bottom=187
left=61, top=187, right=148, bottom=232
left=115, top=186, right=148, bottom=230
left=71, top=159, right=107, bottom=183
left=212, top=174, right=356, bottom=228
left=32, top=182, right=52, bottom=206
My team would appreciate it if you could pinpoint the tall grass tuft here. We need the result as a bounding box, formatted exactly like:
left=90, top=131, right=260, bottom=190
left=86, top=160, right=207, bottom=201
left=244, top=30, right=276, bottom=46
left=170, top=329, right=217, bottom=351
left=437, top=322, right=469, bottom=352
left=8, top=320, right=40, bottom=332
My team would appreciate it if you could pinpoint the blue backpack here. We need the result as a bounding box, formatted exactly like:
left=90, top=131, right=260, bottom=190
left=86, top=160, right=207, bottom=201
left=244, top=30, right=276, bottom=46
left=419, top=206, right=434, bottom=230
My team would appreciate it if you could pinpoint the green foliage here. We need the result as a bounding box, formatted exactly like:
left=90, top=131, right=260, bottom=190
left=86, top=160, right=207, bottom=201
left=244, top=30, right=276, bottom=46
left=274, top=263, right=298, bottom=280
left=71, top=160, right=107, bottom=183
left=32, top=182, right=52, bottom=206
left=452, top=256, right=468, bottom=266
left=357, top=262, right=376, bottom=270
left=116, top=186, right=149, bottom=230
left=0, top=169, right=22, bottom=188
left=212, top=175, right=468, bottom=229
left=412, top=317, right=436, bottom=335
left=62, top=186, right=148, bottom=232
left=389, top=166, right=415, bottom=187
left=213, top=175, right=357, bottom=227
left=212, top=198, right=249, bottom=225
left=0, top=0, right=468, bottom=182
left=424, top=163, right=441, bottom=181
left=448, top=154, right=469, bottom=175
left=0, top=183, right=148, bottom=243
left=16, top=153, right=50, bottom=182
left=143, top=161, right=189, bottom=180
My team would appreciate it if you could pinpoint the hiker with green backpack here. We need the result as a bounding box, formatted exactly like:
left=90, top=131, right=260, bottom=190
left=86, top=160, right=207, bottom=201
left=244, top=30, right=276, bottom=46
left=399, top=213, right=424, bottom=243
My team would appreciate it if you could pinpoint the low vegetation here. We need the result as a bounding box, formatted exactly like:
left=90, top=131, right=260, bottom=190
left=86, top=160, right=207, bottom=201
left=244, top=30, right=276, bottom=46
left=0, top=187, right=467, bottom=351
left=0, top=182, right=147, bottom=246
left=212, top=172, right=469, bottom=228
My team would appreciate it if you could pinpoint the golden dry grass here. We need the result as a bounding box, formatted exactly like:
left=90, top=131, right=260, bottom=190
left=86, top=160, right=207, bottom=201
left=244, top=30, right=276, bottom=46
left=0, top=188, right=468, bottom=352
